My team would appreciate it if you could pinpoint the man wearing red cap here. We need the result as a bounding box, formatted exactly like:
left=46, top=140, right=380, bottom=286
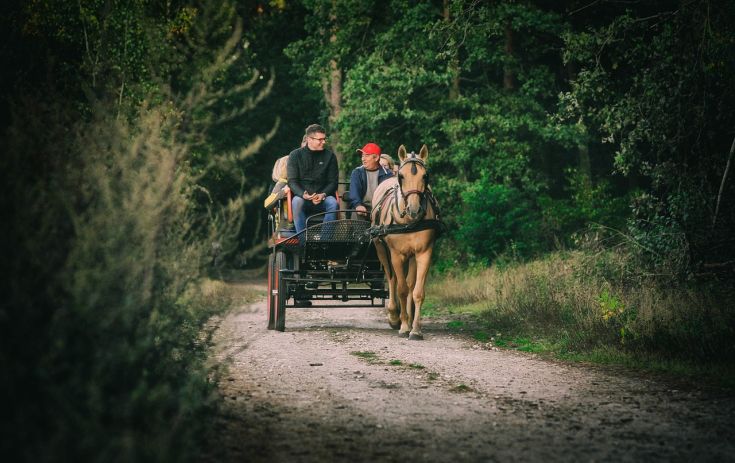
left=348, top=142, right=394, bottom=217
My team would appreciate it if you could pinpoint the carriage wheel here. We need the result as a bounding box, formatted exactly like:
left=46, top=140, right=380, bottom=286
left=266, top=252, right=276, bottom=330
left=274, top=250, right=288, bottom=332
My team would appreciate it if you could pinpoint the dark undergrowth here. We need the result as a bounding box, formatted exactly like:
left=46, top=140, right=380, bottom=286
left=1, top=100, right=248, bottom=462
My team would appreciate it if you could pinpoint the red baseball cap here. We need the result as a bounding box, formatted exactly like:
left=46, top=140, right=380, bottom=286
left=356, top=142, right=381, bottom=156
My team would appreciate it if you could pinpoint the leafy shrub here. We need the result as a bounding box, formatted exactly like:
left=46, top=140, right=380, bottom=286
left=0, top=99, right=240, bottom=462
left=625, top=190, right=717, bottom=279
left=455, top=178, right=544, bottom=264
left=538, top=168, right=629, bottom=246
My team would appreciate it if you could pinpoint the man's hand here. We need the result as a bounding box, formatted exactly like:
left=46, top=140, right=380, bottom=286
left=312, top=193, right=326, bottom=205
left=355, top=204, right=368, bottom=216
left=303, top=191, right=314, bottom=200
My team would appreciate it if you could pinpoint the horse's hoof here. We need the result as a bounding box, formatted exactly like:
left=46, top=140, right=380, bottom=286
left=408, top=333, right=424, bottom=341
left=399, top=331, right=410, bottom=338
left=389, top=321, right=401, bottom=330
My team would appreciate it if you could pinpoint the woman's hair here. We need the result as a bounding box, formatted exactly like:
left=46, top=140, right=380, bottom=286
left=380, top=154, right=395, bottom=170
left=271, top=155, right=289, bottom=182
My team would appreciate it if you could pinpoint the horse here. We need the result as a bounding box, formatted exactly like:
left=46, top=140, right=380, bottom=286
left=370, top=144, right=441, bottom=340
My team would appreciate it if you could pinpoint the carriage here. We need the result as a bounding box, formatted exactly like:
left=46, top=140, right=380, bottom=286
left=266, top=185, right=388, bottom=331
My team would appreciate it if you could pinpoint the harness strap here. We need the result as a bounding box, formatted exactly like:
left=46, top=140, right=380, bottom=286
left=366, top=219, right=447, bottom=239
left=363, top=179, right=445, bottom=280
left=372, top=185, right=397, bottom=227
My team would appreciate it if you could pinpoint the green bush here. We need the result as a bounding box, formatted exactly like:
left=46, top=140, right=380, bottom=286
left=538, top=169, right=629, bottom=247
left=627, top=191, right=693, bottom=278
left=1, top=100, right=237, bottom=462
left=455, top=179, right=544, bottom=264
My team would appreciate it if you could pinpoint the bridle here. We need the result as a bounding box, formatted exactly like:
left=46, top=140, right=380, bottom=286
left=396, top=152, right=429, bottom=219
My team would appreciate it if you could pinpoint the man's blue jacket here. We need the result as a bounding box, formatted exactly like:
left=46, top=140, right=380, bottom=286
left=348, top=165, right=394, bottom=209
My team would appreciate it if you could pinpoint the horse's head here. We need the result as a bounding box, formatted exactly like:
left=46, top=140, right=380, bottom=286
left=397, top=144, right=429, bottom=220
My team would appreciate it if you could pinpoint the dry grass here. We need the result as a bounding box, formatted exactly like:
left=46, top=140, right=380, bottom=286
left=428, top=250, right=735, bottom=362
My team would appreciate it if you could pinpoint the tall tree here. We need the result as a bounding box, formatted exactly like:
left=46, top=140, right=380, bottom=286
left=285, top=0, right=388, bottom=177
left=561, top=0, right=735, bottom=274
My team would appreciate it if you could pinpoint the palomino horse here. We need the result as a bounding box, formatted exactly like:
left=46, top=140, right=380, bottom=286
left=370, top=145, right=441, bottom=340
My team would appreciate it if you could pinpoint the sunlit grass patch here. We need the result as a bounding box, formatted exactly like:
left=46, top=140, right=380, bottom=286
left=447, top=320, right=464, bottom=330
left=408, top=363, right=425, bottom=369
left=351, top=351, right=380, bottom=364
left=389, top=359, right=402, bottom=366
left=450, top=384, right=473, bottom=393
left=490, top=332, right=570, bottom=355
left=472, top=331, right=490, bottom=342
left=422, top=299, right=488, bottom=319
left=420, top=300, right=439, bottom=317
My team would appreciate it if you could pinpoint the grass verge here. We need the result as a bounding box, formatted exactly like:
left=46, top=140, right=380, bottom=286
left=426, top=250, right=735, bottom=390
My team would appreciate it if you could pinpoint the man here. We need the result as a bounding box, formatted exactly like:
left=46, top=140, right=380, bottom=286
left=348, top=142, right=394, bottom=217
left=287, top=124, right=339, bottom=233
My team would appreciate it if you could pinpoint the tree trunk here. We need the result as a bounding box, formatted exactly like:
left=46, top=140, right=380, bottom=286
left=323, top=6, right=344, bottom=181
left=713, top=134, right=735, bottom=228
left=444, top=0, right=460, bottom=100
left=566, top=61, right=592, bottom=186
left=503, top=20, right=516, bottom=91
left=324, top=59, right=344, bottom=182
left=325, top=59, right=342, bottom=122
left=578, top=140, right=592, bottom=188
left=443, top=0, right=465, bottom=184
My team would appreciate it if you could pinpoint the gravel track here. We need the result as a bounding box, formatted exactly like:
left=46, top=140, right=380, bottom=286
left=204, top=282, right=735, bottom=462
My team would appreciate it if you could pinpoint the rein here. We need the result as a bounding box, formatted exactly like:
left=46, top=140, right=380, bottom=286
left=366, top=219, right=446, bottom=239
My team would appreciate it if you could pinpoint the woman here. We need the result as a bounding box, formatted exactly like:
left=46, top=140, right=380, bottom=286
left=379, top=153, right=397, bottom=174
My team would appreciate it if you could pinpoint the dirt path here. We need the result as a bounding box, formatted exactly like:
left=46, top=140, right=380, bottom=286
left=205, top=282, right=735, bottom=462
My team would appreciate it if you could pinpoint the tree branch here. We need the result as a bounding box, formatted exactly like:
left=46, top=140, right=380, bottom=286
left=713, top=133, right=735, bottom=228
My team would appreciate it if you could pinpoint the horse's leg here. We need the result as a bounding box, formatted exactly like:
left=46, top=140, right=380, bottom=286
left=374, top=238, right=400, bottom=329
left=390, top=251, right=411, bottom=337
left=389, top=271, right=399, bottom=328
left=409, top=247, right=434, bottom=341
left=405, top=256, right=417, bottom=328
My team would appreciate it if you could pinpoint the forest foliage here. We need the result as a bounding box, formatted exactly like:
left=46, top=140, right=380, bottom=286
left=273, top=0, right=733, bottom=278
left=2, top=0, right=734, bottom=461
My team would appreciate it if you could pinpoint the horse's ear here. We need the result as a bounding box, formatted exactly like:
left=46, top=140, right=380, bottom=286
left=419, top=144, right=428, bottom=162
left=398, top=145, right=407, bottom=163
